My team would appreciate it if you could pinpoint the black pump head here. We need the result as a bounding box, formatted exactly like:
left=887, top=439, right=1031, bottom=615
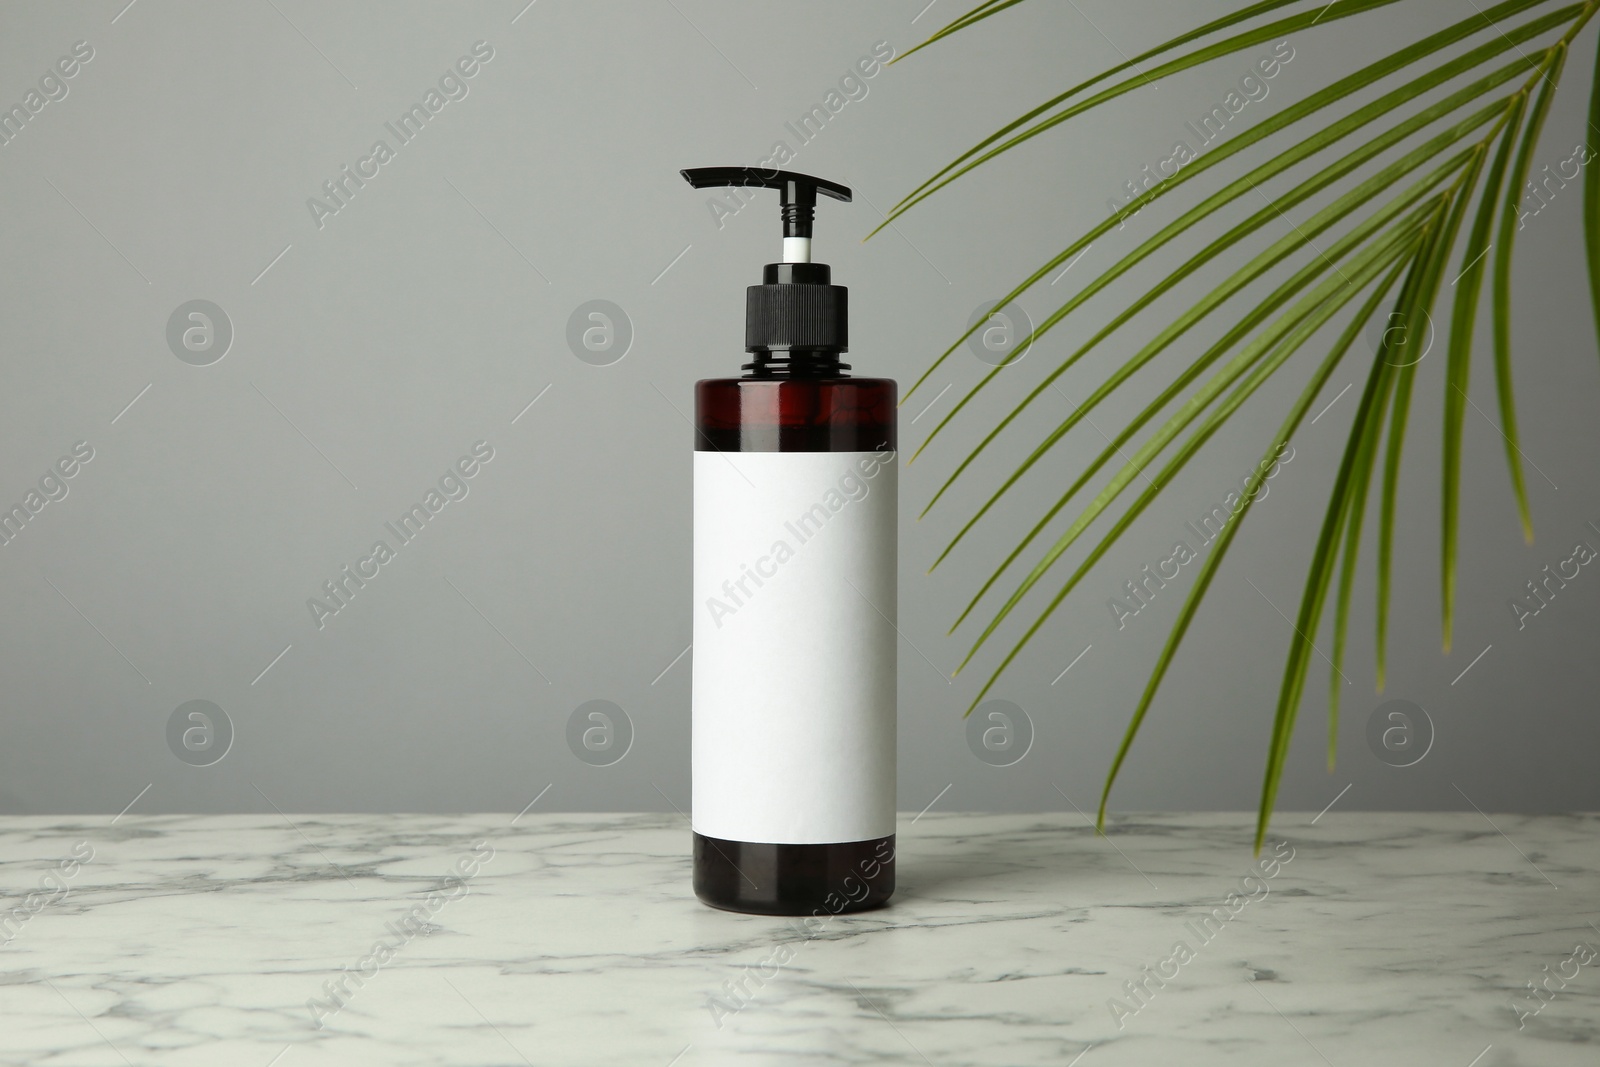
left=681, top=167, right=851, bottom=262
left=683, top=167, right=852, bottom=362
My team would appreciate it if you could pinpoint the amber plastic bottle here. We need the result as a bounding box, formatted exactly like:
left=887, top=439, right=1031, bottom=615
left=682, top=168, right=897, bottom=915
left=693, top=351, right=897, bottom=915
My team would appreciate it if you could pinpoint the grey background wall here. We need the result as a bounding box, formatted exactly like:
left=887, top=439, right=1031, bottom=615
left=1, top=0, right=1595, bottom=817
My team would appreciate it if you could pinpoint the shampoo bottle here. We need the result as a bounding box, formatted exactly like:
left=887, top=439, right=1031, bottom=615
left=683, top=168, right=897, bottom=915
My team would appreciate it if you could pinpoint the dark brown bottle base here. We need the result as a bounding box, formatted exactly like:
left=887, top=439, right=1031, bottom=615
left=693, top=833, right=895, bottom=915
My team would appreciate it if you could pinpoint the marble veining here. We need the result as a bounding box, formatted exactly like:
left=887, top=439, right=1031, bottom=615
left=1, top=811, right=1596, bottom=1065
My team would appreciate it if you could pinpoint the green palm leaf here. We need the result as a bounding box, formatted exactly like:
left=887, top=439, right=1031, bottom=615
left=895, top=0, right=1568, bottom=405
left=907, top=4, right=1573, bottom=474
left=1159, top=256, right=1412, bottom=839
left=1441, top=101, right=1525, bottom=654
left=881, top=0, right=1556, bottom=256
left=954, top=181, right=1458, bottom=663
left=890, top=0, right=1412, bottom=198
left=1493, top=44, right=1569, bottom=547
left=1588, top=30, right=1600, bottom=341
left=955, top=206, right=1437, bottom=693
left=885, top=0, right=1600, bottom=848
left=1328, top=259, right=1423, bottom=764
left=1378, top=134, right=1493, bottom=685
left=930, top=100, right=1506, bottom=597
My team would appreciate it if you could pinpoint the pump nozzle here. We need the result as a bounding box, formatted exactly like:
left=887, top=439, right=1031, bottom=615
left=681, top=168, right=851, bottom=263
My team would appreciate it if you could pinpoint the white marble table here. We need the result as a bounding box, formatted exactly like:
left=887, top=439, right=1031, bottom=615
left=1, top=811, right=1595, bottom=1066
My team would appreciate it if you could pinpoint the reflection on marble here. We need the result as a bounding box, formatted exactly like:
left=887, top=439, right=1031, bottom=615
left=0, top=811, right=1596, bottom=1066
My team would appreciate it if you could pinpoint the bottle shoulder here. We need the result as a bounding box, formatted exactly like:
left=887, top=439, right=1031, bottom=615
left=693, top=376, right=896, bottom=452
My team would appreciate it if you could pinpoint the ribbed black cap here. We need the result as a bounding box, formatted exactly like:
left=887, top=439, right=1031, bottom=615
left=745, top=262, right=848, bottom=352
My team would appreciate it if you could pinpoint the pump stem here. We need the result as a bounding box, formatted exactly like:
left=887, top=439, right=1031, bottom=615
left=782, top=236, right=811, bottom=263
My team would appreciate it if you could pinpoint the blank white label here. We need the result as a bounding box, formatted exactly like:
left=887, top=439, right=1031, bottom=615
left=692, top=449, right=897, bottom=844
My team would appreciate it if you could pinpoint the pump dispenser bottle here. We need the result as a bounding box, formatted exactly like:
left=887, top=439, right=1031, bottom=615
left=683, top=167, right=896, bottom=915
